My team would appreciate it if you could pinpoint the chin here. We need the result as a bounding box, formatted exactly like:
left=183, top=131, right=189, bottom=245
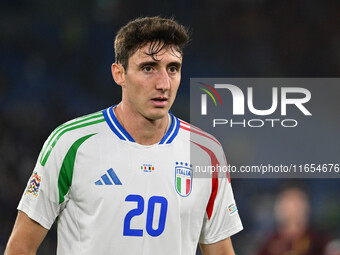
left=145, top=108, right=169, bottom=121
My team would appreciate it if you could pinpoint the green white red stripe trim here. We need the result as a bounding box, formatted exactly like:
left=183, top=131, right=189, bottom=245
left=39, top=111, right=104, bottom=166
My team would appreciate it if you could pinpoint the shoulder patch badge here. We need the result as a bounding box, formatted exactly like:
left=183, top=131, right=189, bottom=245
left=26, top=172, right=42, bottom=197
left=228, top=202, right=238, bottom=216
left=175, top=162, right=192, bottom=197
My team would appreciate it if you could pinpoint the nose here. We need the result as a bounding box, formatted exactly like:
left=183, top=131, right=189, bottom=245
left=155, top=69, right=170, bottom=92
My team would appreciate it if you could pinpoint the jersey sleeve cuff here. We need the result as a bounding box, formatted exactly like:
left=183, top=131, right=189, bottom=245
left=199, top=223, right=243, bottom=245
left=17, top=203, right=53, bottom=230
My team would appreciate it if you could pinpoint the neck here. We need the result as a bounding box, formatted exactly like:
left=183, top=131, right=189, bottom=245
left=114, top=103, right=169, bottom=145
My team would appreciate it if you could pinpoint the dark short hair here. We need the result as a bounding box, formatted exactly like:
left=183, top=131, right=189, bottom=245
left=114, top=16, right=190, bottom=71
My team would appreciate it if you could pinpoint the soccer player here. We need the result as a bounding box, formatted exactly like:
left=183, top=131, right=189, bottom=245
left=5, top=17, right=243, bottom=255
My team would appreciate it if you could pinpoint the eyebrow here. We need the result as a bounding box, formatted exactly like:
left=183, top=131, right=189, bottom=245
left=168, top=61, right=182, bottom=69
left=138, top=61, right=182, bottom=69
left=138, top=61, right=158, bottom=68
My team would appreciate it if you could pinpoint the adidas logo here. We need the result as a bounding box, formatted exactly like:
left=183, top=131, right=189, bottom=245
left=95, top=168, right=122, bottom=185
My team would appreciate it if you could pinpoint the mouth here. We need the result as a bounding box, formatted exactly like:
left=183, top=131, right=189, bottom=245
left=152, top=97, right=168, bottom=102
left=151, top=97, right=168, bottom=107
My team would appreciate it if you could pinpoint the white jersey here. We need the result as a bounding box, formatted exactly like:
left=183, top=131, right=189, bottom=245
left=18, top=106, right=243, bottom=255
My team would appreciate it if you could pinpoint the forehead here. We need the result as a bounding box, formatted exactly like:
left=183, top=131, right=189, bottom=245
left=129, top=42, right=183, bottom=63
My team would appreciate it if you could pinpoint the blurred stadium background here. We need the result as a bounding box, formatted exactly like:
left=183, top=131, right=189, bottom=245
left=1, top=0, right=339, bottom=254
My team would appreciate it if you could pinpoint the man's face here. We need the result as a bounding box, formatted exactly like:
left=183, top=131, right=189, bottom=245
left=121, top=43, right=182, bottom=120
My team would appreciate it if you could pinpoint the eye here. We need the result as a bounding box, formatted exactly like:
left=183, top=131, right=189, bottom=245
left=168, top=66, right=179, bottom=73
left=143, top=66, right=153, bottom=73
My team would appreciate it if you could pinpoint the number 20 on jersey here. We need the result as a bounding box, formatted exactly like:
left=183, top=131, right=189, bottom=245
left=123, top=195, right=168, bottom=237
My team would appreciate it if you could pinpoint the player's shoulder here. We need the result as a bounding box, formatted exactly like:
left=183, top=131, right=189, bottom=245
left=39, top=109, right=107, bottom=166
left=52, top=109, right=106, bottom=140
left=177, top=117, right=223, bottom=153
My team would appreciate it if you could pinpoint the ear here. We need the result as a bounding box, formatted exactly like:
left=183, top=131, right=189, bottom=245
left=111, top=63, right=126, bottom=87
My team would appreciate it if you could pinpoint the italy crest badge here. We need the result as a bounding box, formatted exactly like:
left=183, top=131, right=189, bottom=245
left=175, top=162, right=192, bottom=197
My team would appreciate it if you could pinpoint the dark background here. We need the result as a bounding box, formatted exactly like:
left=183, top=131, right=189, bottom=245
left=1, top=0, right=339, bottom=254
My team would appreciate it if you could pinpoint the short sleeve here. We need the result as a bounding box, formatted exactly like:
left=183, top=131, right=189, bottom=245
left=17, top=134, right=70, bottom=230
left=199, top=149, right=243, bottom=244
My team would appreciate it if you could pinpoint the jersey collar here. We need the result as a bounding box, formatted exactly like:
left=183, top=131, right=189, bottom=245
left=103, top=106, right=180, bottom=144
